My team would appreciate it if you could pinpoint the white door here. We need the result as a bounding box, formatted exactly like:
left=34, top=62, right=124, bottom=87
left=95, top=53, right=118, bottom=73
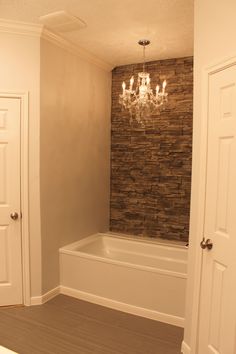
left=0, top=97, right=22, bottom=306
left=198, top=64, right=236, bottom=353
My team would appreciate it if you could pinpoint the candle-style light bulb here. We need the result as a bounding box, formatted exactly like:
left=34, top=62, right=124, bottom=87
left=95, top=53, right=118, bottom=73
left=130, top=76, right=134, bottom=90
left=156, top=85, right=160, bottom=96
left=163, top=80, right=167, bottom=90
left=122, top=81, right=126, bottom=94
left=146, top=76, right=150, bottom=86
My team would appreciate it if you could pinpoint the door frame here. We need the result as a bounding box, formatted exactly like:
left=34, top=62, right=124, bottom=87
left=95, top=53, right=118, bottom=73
left=184, top=55, right=236, bottom=353
left=0, top=91, right=30, bottom=306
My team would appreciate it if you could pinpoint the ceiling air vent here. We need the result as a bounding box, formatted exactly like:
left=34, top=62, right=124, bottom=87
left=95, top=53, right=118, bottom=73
left=39, top=10, right=86, bottom=33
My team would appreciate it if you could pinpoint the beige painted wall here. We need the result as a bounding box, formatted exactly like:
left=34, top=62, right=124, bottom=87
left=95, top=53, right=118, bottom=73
left=183, top=0, right=236, bottom=351
left=0, top=32, right=42, bottom=297
left=40, top=38, right=111, bottom=293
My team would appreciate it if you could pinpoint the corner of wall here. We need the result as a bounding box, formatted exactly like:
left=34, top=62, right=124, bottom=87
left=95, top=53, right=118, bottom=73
left=39, top=35, right=112, bottom=294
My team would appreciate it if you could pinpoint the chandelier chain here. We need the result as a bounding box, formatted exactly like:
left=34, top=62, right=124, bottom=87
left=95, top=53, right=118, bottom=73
left=143, top=45, right=146, bottom=72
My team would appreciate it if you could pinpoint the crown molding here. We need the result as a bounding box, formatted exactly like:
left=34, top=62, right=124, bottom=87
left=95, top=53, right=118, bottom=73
left=0, top=18, right=113, bottom=72
left=41, top=28, right=113, bottom=72
left=0, top=18, right=43, bottom=36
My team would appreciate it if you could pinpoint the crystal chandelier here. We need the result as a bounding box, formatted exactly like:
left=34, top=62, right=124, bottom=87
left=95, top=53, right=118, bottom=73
left=119, top=40, right=168, bottom=124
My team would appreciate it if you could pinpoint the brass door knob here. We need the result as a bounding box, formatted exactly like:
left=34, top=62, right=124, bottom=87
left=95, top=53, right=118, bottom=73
left=200, top=238, right=213, bottom=250
left=10, top=212, right=19, bottom=220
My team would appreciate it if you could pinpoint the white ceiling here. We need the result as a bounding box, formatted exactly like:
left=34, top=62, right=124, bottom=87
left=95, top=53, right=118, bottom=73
left=0, top=0, right=194, bottom=67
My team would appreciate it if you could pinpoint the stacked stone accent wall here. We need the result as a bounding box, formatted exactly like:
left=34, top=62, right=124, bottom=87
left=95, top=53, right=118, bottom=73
left=110, top=57, right=193, bottom=243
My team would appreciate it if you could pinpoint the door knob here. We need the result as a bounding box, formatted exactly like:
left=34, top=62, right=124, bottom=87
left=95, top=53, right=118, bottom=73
left=200, top=238, right=213, bottom=250
left=10, top=212, right=19, bottom=220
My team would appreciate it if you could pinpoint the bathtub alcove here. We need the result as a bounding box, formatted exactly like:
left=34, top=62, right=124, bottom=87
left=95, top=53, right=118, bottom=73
left=60, top=233, right=187, bottom=327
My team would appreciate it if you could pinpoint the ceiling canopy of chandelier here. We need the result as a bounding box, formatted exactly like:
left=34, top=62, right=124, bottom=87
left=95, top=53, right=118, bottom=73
left=119, top=39, right=168, bottom=124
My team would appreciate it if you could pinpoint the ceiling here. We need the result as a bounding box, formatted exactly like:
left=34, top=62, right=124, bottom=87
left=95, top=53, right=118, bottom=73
left=0, top=0, right=194, bottom=67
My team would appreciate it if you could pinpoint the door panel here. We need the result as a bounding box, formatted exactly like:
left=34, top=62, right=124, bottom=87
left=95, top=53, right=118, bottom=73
left=0, top=226, right=9, bottom=283
left=198, top=65, right=236, bottom=354
left=0, top=97, right=22, bottom=306
left=215, top=137, right=232, bottom=234
left=208, top=261, right=226, bottom=350
left=0, top=143, right=8, bottom=205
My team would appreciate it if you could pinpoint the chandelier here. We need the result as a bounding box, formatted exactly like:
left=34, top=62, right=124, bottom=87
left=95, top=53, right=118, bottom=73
left=119, top=40, right=168, bottom=124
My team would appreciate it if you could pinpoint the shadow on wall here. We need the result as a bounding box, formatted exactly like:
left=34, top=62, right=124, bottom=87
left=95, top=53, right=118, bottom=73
left=110, top=57, right=193, bottom=243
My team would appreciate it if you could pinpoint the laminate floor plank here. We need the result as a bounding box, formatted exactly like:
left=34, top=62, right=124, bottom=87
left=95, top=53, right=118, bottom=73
left=48, top=295, right=183, bottom=344
left=0, top=295, right=183, bottom=354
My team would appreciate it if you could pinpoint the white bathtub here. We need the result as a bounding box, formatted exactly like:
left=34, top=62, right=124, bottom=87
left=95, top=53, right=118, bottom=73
left=59, top=233, right=187, bottom=327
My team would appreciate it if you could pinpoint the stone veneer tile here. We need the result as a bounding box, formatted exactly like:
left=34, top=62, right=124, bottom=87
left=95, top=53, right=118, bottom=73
left=110, top=57, right=193, bottom=242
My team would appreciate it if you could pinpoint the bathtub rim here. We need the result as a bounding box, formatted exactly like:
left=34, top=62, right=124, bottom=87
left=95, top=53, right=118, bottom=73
left=59, top=233, right=187, bottom=279
left=60, top=232, right=188, bottom=250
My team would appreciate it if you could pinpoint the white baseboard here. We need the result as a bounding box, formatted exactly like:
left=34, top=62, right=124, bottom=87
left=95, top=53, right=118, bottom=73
left=60, top=285, right=184, bottom=328
left=30, top=286, right=60, bottom=306
left=30, top=285, right=184, bottom=328
left=181, top=341, right=191, bottom=354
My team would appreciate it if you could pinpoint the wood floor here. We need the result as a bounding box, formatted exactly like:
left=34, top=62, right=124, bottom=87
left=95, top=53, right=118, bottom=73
left=0, top=295, right=183, bottom=354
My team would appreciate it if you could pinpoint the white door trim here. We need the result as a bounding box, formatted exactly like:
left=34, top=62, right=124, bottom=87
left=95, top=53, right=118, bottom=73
left=0, top=91, right=30, bottom=306
left=183, top=55, right=236, bottom=354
